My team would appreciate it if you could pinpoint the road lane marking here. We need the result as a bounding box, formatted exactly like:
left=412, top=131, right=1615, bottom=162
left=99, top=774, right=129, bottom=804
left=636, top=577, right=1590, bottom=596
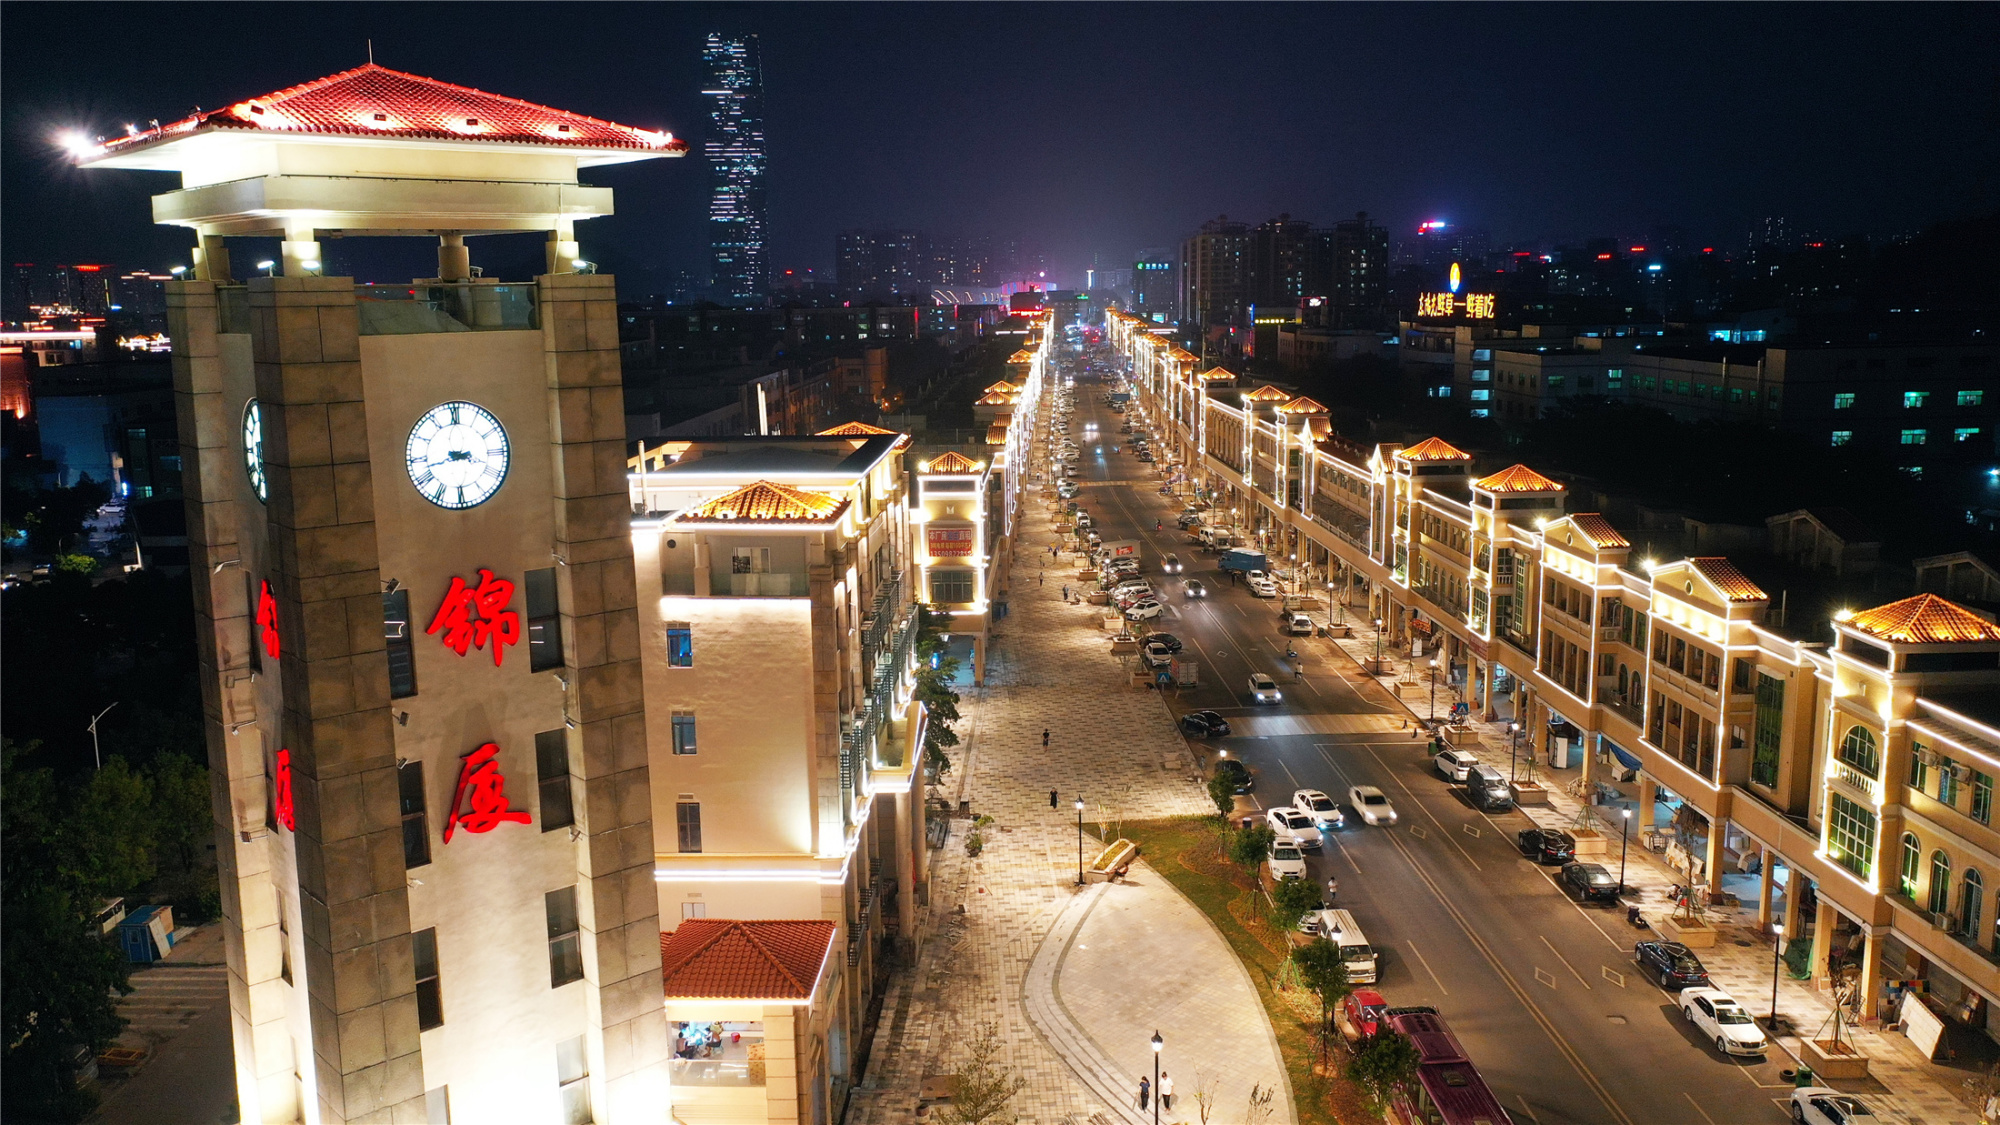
left=1407, top=941, right=1449, bottom=995
left=1516, top=1096, right=1542, bottom=1124
left=1602, top=966, right=1626, bottom=988
left=1682, top=1092, right=1717, bottom=1125
left=1534, top=966, right=1559, bottom=989
left=1541, top=935, right=1592, bottom=989
left=1365, top=746, right=1481, bottom=871
left=1462, top=823, right=1482, bottom=839
left=1409, top=824, right=1429, bottom=840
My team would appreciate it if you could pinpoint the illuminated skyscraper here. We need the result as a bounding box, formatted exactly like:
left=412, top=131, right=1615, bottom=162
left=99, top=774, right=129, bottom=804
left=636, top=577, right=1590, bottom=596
left=704, top=33, right=768, bottom=304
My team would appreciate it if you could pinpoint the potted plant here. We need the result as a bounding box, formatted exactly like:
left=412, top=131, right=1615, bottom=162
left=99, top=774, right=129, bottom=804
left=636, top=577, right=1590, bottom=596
left=1569, top=805, right=1610, bottom=857
left=1799, top=972, right=1871, bottom=1078
left=1656, top=884, right=1719, bottom=948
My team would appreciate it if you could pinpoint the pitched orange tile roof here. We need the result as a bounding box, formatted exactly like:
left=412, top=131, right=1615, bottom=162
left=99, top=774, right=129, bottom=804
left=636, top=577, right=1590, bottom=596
left=923, top=451, right=981, bottom=474
left=677, top=480, right=849, bottom=524
left=660, top=919, right=836, bottom=1001
left=816, top=421, right=897, bottom=437
left=1168, top=348, right=1201, bottom=364
left=100, top=63, right=683, bottom=160
left=1275, top=396, right=1329, bottom=414
left=1846, top=594, right=2000, bottom=644
left=1196, top=367, right=1238, bottom=380
left=1007, top=350, right=1036, bottom=364
left=1394, top=437, right=1473, bottom=462
left=1243, top=384, right=1293, bottom=402
left=1475, top=463, right=1564, bottom=494
left=983, top=381, right=1020, bottom=394
left=1687, top=557, right=1769, bottom=602
left=976, top=391, right=1017, bottom=405
left=1567, top=514, right=1631, bottom=549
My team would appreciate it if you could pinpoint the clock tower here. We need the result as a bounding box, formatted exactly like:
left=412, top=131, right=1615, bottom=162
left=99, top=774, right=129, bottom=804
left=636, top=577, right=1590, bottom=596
left=77, top=66, right=686, bottom=1124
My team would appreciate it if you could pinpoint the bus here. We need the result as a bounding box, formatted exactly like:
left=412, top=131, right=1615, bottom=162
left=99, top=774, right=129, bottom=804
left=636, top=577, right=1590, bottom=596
left=1383, top=1006, right=1512, bottom=1125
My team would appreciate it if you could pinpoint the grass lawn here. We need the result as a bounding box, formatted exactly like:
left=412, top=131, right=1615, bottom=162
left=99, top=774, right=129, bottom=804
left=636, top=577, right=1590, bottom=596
left=1122, top=817, right=1378, bottom=1125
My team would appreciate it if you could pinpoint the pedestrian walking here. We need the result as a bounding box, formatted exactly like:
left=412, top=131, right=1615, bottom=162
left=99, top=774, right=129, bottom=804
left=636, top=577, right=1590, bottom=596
left=1038, top=572, right=1044, bottom=587
left=1062, top=584, right=1070, bottom=601
left=1159, top=1072, right=1174, bottom=1111
left=1042, top=729, right=1051, bottom=748
left=1136, top=1077, right=1150, bottom=1110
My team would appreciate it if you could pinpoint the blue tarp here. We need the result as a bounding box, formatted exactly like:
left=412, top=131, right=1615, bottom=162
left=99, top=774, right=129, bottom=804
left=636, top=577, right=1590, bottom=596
left=1604, top=739, right=1643, bottom=771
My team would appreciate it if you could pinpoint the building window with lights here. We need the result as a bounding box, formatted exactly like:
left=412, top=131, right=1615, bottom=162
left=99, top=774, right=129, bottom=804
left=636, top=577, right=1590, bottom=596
left=1960, top=389, right=1986, bottom=407
left=1955, top=427, right=1981, bottom=443
left=666, top=623, right=693, bottom=667
left=1900, top=834, right=1922, bottom=899
left=1831, top=430, right=1853, bottom=446
left=1929, top=851, right=1952, bottom=914
left=1827, top=793, right=1876, bottom=880
left=1833, top=393, right=1855, bottom=409
left=1904, top=391, right=1930, bottom=408
left=1901, top=428, right=1928, bottom=445
left=1838, top=725, right=1880, bottom=776
left=671, top=712, right=697, bottom=756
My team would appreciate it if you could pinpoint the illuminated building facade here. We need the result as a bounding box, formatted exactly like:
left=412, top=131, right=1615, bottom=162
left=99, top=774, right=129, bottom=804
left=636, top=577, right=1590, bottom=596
left=1109, top=308, right=2000, bottom=1031
left=704, top=33, right=769, bottom=305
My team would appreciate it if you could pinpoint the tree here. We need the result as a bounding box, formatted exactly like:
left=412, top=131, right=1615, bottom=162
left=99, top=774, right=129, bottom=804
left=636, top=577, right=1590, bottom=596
left=1243, top=1082, right=1277, bottom=1125
left=913, top=606, right=962, bottom=779
left=1292, top=938, right=1353, bottom=1061
left=1189, top=1068, right=1223, bottom=1125
left=938, top=1021, right=1028, bottom=1125
left=1206, top=771, right=1236, bottom=819
left=1347, top=1029, right=1421, bottom=1105
left=1228, top=823, right=1276, bottom=879
left=1270, top=876, right=1323, bottom=933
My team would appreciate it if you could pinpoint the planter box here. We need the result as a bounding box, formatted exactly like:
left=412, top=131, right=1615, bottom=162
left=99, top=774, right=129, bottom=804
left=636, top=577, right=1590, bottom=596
left=1512, top=782, right=1550, bottom=806
left=1800, top=1038, right=1871, bottom=1079
left=1656, top=916, right=1718, bottom=948
left=1571, top=830, right=1609, bottom=857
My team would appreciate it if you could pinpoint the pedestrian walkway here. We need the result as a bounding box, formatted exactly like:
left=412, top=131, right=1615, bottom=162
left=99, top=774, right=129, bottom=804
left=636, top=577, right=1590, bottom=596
left=848, top=394, right=1293, bottom=1124
left=89, top=922, right=237, bottom=1125
left=1312, top=618, right=1986, bottom=1124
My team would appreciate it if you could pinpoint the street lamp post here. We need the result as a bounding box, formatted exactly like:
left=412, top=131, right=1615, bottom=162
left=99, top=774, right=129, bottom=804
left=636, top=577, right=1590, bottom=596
left=1325, top=581, right=1336, bottom=630
left=1509, top=721, right=1521, bottom=787
left=1618, top=807, right=1632, bottom=897
left=1075, top=798, right=1086, bottom=887
left=1373, top=618, right=1384, bottom=670
left=87, top=702, right=118, bottom=770
left=1767, top=923, right=1786, bottom=1031
left=1150, top=1030, right=1163, bottom=1125
left=1428, top=657, right=1440, bottom=725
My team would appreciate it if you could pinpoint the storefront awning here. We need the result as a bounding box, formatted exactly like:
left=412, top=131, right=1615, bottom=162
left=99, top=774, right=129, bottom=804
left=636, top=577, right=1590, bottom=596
left=1603, top=739, right=1643, bottom=771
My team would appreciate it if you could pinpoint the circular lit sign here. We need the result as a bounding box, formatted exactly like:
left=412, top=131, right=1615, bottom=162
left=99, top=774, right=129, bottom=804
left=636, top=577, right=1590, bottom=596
left=406, top=401, right=509, bottom=510
left=1448, top=262, right=1462, bottom=294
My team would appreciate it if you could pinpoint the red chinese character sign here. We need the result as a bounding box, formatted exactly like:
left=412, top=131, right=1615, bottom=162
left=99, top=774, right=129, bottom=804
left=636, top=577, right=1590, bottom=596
left=427, top=569, right=521, bottom=666
left=443, top=742, right=531, bottom=842
left=274, top=747, right=296, bottom=831
left=256, top=580, right=282, bottom=660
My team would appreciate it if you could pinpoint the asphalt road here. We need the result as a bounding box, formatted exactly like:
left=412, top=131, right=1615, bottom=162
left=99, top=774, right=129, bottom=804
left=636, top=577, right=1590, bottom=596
left=1051, top=361, right=1794, bottom=1125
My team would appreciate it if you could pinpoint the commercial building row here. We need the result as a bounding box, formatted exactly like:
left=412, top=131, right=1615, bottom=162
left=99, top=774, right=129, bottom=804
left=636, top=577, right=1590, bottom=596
left=1109, top=307, right=2000, bottom=1044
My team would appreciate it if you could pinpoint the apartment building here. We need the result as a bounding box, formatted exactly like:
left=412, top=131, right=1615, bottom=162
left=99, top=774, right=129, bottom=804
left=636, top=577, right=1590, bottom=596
left=1109, top=308, right=2000, bottom=1043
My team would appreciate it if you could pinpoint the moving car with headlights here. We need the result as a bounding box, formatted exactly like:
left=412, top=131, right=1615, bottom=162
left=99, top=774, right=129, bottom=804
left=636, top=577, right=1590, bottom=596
left=1183, top=578, right=1208, bottom=599
left=1560, top=862, right=1620, bottom=902
left=1516, top=827, right=1576, bottom=864
left=1247, top=673, right=1282, bottom=703
left=1434, top=747, right=1480, bottom=781
left=1179, top=710, right=1230, bottom=737
left=1292, top=789, right=1345, bottom=830
left=1347, top=785, right=1398, bottom=825
left=1266, top=807, right=1322, bottom=851
left=1790, top=1089, right=1881, bottom=1125
left=1679, top=987, right=1768, bottom=1056
left=1161, top=553, right=1183, bottom=574
left=1634, top=940, right=1712, bottom=990
left=1266, top=839, right=1308, bottom=881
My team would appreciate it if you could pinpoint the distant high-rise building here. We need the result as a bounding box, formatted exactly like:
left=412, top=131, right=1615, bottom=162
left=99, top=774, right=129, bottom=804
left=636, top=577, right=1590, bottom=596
left=835, top=229, right=925, bottom=299
left=1132, top=248, right=1175, bottom=323
left=1326, top=212, right=1388, bottom=327
left=1180, top=215, right=1249, bottom=328
left=703, top=33, right=768, bottom=304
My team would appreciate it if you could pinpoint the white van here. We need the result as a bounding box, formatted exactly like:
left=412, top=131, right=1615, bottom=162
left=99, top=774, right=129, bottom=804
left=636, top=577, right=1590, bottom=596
left=1313, top=908, right=1378, bottom=983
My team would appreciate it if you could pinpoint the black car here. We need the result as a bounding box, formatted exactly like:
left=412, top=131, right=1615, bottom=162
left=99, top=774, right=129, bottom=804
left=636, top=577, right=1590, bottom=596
left=1560, top=862, right=1620, bottom=903
left=1634, top=940, right=1713, bottom=990
left=1143, top=633, right=1184, bottom=654
left=1214, top=759, right=1253, bottom=793
left=1180, top=710, right=1232, bottom=737
left=1517, top=828, right=1577, bottom=864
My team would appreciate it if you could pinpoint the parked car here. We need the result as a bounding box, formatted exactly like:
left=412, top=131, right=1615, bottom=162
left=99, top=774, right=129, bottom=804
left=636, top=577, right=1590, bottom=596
left=1184, top=579, right=1208, bottom=599
left=1680, top=987, right=1768, bottom=1056
left=1214, top=758, right=1253, bottom=793
left=1125, top=600, right=1164, bottom=622
left=1162, top=553, right=1183, bottom=574
left=1142, top=642, right=1175, bottom=669
left=1143, top=633, right=1184, bottom=653
left=1247, top=673, right=1282, bottom=703
left=1516, top=827, right=1577, bottom=864
left=1790, top=1089, right=1881, bottom=1125
left=1247, top=575, right=1278, bottom=598
left=1434, top=748, right=1480, bottom=781
left=1136, top=451, right=1154, bottom=462
left=1560, top=862, right=1620, bottom=902
left=1283, top=612, right=1315, bottom=636
left=1347, top=785, right=1398, bottom=826
left=1180, top=710, right=1231, bottom=737
left=1266, top=807, right=1323, bottom=851
left=1267, top=840, right=1308, bottom=881
left=1633, top=940, right=1712, bottom=990
left=1292, top=789, right=1345, bottom=830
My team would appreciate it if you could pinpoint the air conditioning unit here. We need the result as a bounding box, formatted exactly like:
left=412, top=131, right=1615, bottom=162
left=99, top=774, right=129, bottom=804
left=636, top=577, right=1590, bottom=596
left=1953, top=763, right=1974, bottom=784
left=1931, top=911, right=1960, bottom=934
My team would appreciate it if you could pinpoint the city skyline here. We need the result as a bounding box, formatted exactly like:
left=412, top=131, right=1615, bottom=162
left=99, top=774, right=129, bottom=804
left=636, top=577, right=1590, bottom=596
left=703, top=32, right=769, bottom=302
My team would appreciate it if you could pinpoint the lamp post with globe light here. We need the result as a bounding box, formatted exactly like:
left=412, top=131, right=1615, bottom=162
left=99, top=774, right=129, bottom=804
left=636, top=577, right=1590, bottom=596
left=1150, top=1031, right=1163, bottom=1124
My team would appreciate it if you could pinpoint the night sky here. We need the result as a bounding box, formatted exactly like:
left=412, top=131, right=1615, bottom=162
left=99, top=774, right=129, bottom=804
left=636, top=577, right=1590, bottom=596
left=4, top=2, right=1996, bottom=291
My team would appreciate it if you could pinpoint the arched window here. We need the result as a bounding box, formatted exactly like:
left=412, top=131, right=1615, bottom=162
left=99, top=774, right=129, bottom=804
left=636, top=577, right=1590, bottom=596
left=1964, top=870, right=1984, bottom=937
left=1929, top=851, right=1953, bottom=915
left=1839, top=725, right=1881, bottom=776
left=1901, top=833, right=1921, bottom=899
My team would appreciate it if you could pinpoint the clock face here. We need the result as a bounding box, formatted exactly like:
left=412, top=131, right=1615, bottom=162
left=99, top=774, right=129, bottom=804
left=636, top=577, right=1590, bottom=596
left=406, top=401, right=509, bottom=510
left=242, top=399, right=267, bottom=503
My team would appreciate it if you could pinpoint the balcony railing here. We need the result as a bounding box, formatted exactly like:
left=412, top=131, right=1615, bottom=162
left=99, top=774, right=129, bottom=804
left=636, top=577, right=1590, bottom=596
left=1598, top=685, right=1646, bottom=729
left=1830, top=760, right=1883, bottom=803
left=355, top=283, right=538, bottom=334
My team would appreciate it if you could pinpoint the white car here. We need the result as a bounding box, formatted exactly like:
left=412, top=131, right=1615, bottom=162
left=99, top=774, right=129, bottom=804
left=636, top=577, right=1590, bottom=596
left=1266, top=807, right=1323, bottom=851
left=1247, top=576, right=1278, bottom=598
left=1161, top=554, right=1182, bottom=574
left=1247, top=673, right=1282, bottom=703
left=1680, top=987, right=1768, bottom=1056
left=1347, top=786, right=1398, bottom=825
left=1789, top=1088, right=1880, bottom=1125
left=1125, top=600, right=1164, bottom=622
left=1183, top=579, right=1208, bottom=599
left=1292, top=789, right=1345, bottom=830
left=1266, top=840, right=1307, bottom=881
left=1141, top=642, right=1175, bottom=669
left=1434, top=748, right=1480, bottom=781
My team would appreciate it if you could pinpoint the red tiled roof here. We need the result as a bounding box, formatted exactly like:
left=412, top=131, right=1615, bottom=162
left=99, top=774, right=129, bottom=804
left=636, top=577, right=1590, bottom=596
left=1275, top=396, right=1329, bottom=414
left=660, top=920, right=836, bottom=1002
left=1395, top=437, right=1473, bottom=463
left=1475, top=464, right=1564, bottom=494
left=676, top=480, right=848, bottom=524
left=99, top=63, right=684, bottom=159
left=1242, top=384, right=1293, bottom=402
left=1195, top=367, right=1238, bottom=380
left=1687, top=557, right=1769, bottom=602
left=1846, top=594, right=2000, bottom=644
left=1167, top=348, right=1201, bottom=364
left=923, top=451, right=982, bottom=474
left=1567, top=514, right=1631, bottom=549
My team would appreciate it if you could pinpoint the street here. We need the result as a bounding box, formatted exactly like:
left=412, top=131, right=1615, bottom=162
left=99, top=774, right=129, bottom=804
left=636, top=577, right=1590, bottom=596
left=1059, top=366, right=1795, bottom=1125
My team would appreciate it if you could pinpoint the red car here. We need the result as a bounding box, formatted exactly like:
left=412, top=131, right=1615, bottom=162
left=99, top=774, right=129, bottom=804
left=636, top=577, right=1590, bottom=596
left=1341, top=989, right=1390, bottom=1044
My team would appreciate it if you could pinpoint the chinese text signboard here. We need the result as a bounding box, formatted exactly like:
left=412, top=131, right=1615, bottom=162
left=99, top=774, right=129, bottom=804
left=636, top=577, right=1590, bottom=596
left=443, top=742, right=532, bottom=842
left=257, top=580, right=282, bottom=660
left=1416, top=292, right=1496, bottom=319
left=274, top=747, right=296, bottom=831
left=428, top=569, right=521, bottom=666
left=927, top=527, right=975, bottom=558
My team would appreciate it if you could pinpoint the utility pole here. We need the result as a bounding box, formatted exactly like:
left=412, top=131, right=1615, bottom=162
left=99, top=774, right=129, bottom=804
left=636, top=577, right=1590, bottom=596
left=87, top=702, right=118, bottom=770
